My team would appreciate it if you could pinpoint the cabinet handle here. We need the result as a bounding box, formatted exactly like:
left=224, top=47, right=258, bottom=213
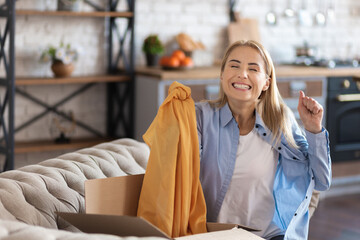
left=337, top=94, right=360, bottom=102
left=342, top=79, right=350, bottom=89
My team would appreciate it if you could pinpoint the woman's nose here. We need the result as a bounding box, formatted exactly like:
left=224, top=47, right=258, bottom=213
left=237, top=68, right=248, bottom=78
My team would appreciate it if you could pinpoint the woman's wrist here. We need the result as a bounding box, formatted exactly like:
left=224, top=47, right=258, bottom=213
left=305, top=125, right=323, bottom=134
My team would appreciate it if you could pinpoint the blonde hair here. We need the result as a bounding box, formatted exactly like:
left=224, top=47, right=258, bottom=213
left=209, top=40, right=298, bottom=148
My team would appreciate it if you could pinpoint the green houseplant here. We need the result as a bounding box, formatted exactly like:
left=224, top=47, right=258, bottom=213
left=40, top=42, right=78, bottom=77
left=142, top=34, right=164, bottom=67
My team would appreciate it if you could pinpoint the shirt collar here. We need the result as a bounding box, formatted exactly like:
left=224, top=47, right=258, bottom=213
left=220, top=103, right=269, bottom=132
left=220, top=103, right=234, bottom=127
left=255, top=111, right=268, bottom=130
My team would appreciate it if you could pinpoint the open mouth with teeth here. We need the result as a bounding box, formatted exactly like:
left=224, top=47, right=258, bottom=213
left=232, top=83, right=252, bottom=90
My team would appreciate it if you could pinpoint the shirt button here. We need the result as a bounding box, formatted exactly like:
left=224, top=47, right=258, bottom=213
left=263, top=133, right=267, bottom=136
left=278, top=147, right=282, bottom=150
left=293, top=157, right=297, bottom=160
left=255, top=124, right=259, bottom=128
left=312, top=177, right=315, bottom=180
left=305, top=196, right=308, bottom=199
left=294, top=213, right=297, bottom=216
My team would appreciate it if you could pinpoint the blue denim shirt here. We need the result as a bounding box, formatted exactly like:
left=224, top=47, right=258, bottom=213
left=195, top=101, right=331, bottom=240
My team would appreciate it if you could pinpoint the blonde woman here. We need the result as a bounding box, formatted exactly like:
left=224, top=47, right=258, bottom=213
left=195, top=40, right=331, bottom=240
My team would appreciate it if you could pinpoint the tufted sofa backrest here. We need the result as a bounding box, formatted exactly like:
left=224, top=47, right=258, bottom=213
left=0, top=139, right=150, bottom=232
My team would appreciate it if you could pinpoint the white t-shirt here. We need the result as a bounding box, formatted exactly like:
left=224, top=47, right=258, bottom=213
left=217, top=128, right=283, bottom=239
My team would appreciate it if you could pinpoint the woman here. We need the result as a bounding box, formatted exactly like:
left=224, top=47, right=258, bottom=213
left=195, top=40, right=331, bottom=240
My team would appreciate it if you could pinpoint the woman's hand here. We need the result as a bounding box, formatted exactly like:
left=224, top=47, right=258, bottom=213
left=297, top=91, right=323, bottom=134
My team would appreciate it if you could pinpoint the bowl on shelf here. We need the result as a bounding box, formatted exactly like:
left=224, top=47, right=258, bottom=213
left=51, top=60, right=75, bottom=77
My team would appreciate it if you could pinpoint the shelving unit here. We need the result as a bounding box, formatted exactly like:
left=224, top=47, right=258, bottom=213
left=0, top=1, right=15, bottom=171
left=0, top=1, right=136, bottom=171
left=15, top=75, right=131, bottom=86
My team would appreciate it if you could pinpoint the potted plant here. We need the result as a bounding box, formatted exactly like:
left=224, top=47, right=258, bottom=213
left=40, top=42, right=78, bottom=77
left=142, top=34, right=164, bottom=67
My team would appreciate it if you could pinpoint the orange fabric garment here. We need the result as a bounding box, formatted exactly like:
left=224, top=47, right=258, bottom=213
left=137, top=81, right=207, bottom=238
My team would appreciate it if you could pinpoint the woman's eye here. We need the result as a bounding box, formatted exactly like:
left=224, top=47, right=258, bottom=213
left=249, top=68, right=258, bottom=72
left=230, top=65, right=239, bottom=68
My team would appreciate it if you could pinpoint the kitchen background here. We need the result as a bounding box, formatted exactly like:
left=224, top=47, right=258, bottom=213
left=1, top=0, right=359, bottom=166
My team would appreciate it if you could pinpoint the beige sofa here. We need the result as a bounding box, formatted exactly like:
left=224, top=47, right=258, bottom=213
left=0, top=138, right=319, bottom=240
left=0, top=138, right=164, bottom=240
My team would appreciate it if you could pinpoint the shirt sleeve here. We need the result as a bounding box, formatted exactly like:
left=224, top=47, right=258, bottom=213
left=287, top=109, right=332, bottom=191
left=305, top=128, right=332, bottom=191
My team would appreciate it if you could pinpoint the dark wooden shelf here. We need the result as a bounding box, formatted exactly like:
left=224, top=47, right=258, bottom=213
left=16, top=10, right=133, bottom=18
left=16, top=75, right=131, bottom=86
left=15, top=138, right=112, bottom=153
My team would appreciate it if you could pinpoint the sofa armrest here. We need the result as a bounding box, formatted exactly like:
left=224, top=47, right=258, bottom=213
left=0, top=138, right=150, bottom=231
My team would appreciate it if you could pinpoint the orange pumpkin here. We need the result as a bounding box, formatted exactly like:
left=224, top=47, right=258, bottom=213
left=168, top=56, right=180, bottom=67
left=172, top=50, right=186, bottom=62
left=180, top=56, right=194, bottom=67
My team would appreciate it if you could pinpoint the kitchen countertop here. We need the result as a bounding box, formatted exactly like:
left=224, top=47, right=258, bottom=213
left=136, top=66, right=221, bottom=80
left=136, top=65, right=360, bottom=80
left=275, top=65, right=360, bottom=78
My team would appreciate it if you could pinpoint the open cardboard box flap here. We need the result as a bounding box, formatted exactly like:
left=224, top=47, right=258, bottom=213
left=58, top=174, right=263, bottom=239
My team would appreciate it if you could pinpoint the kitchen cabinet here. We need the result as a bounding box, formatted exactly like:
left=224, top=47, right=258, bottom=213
left=0, top=1, right=135, bottom=171
left=135, top=65, right=360, bottom=141
left=276, top=76, right=327, bottom=126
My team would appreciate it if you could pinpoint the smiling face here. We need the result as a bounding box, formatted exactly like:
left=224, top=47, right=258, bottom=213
left=220, top=46, right=270, bottom=109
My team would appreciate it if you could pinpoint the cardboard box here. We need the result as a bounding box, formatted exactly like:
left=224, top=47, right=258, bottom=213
left=58, top=174, right=263, bottom=239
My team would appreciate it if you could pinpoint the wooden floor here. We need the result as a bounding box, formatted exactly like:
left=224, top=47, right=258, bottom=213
left=308, top=193, right=360, bottom=240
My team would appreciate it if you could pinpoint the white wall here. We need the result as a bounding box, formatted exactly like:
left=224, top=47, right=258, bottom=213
left=135, top=0, right=360, bottom=64
left=244, top=0, right=360, bottom=63
left=135, top=0, right=229, bottom=66
left=1, top=0, right=359, bottom=166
